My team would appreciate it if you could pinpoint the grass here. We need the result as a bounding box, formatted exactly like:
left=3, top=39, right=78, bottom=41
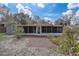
left=0, top=33, right=5, bottom=42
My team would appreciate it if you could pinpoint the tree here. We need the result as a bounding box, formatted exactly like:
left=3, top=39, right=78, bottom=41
left=55, top=13, right=74, bottom=26
left=14, top=13, right=30, bottom=24
left=71, top=15, right=79, bottom=25
left=0, top=4, right=9, bottom=15
left=0, top=4, right=9, bottom=22
left=55, top=18, right=67, bottom=26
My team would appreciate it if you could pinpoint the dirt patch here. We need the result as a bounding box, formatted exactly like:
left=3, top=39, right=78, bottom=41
left=0, top=35, right=63, bottom=56
left=26, top=36, right=57, bottom=48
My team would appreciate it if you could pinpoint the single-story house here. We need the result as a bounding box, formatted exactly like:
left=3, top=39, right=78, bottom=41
left=0, top=22, right=63, bottom=36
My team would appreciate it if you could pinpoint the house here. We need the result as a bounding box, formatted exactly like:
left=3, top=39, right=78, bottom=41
left=0, top=13, right=63, bottom=36
left=0, top=21, right=63, bottom=36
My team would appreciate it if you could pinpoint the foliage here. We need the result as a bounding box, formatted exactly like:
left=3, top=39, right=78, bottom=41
left=15, top=26, right=24, bottom=39
left=14, top=13, right=30, bottom=24
left=49, top=36, right=63, bottom=46
left=49, top=26, right=79, bottom=56
left=71, top=43, right=79, bottom=56
left=16, top=26, right=23, bottom=34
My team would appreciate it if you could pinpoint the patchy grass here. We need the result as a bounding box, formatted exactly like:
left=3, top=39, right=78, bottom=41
left=49, top=36, right=64, bottom=46
left=0, top=33, right=5, bottom=42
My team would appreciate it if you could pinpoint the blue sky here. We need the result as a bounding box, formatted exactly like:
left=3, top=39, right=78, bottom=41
left=1, top=3, right=79, bottom=22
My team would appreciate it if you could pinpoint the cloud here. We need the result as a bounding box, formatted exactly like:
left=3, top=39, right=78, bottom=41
left=25, top=6, right=31, bottom=10
left=67, top=3, right=79, bottom=9
left=24, top=6, right=32, bottom=16
left=61, top=10, right=74, bottom=21
left=43, top=13, right=60, bottom=21
left=16, top=3, right=25, bottom=13
left=23, top=8, right=32, bottom=16
left=43, top=17, right=52, bottom=21
left=67, top=4, right=79, bottom=16
left=43, top=13, right=59, bottom=17
left=16, top=3, right=32, bottom=16
left=32, top=3, right=45, bottom=8
left=62, top=10, right=73, bottom=15
left=2, top=3, right=9, bottom=7
left=43, top=17, right=54, bottom=24
left=37, top=3, right=45, bottom=8
left=75, top=10, right=79, bottom=16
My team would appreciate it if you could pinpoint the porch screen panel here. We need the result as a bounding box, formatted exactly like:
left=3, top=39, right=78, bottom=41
left=52, top=27, right=57, bottom=33
left=23, top=26, right=28, bottom=33
left=42, top=26, right=52, bottom=33
left=42, top=26, right=47, bottom=33
left=33, top=26, right=36, bottom=33
left=57, top=27, right=63, bottom=33
left=52, top=26, right=63, bottom=33
left=29, top=26, right=36, bottom=33
left=46, top=26, right=52, bottom=33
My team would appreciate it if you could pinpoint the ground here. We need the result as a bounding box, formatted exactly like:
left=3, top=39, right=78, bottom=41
left=0, top=35, right=64, bottom=56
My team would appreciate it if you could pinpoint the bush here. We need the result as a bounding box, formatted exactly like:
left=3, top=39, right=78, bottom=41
left=50, top=36, right=63, bottom=46
left=49, top=26, right=79, bottom=56
left=71, top=43, right=79, bottom=56
left=15, top=26, right=24, bottom=40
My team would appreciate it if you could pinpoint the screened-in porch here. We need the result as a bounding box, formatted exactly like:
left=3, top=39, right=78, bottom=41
left=42, top=26, right=63, bottom=33
left=23, top=26, right=36, bottom=33
left=23, top=26, right=63, bottom=34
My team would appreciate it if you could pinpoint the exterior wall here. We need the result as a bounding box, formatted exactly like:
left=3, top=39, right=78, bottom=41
left=6, top=23, right=16, bottom=34
left=0, top=24, right=6, bottom=33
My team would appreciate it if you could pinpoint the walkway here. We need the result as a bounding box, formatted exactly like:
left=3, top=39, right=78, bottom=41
left=25, top=35, right=57, bottom=48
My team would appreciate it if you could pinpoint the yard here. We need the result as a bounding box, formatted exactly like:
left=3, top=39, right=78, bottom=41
left=0, top=34, right=64, bottom=56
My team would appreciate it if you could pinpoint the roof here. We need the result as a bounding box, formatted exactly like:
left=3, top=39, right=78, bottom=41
left=0, top=21, right=17, bottom=25
left=17, top=23, right=63, bottom=27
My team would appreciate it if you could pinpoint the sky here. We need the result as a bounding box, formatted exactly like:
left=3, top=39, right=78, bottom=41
left=1, top=3, right=79, bottom=22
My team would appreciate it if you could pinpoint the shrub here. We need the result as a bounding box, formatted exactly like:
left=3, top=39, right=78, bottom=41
left=15, top=26, right=24, bottom=39
left=49, top=26, right=79, bottom=56
left=50, top=36, right=63, bottom=46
